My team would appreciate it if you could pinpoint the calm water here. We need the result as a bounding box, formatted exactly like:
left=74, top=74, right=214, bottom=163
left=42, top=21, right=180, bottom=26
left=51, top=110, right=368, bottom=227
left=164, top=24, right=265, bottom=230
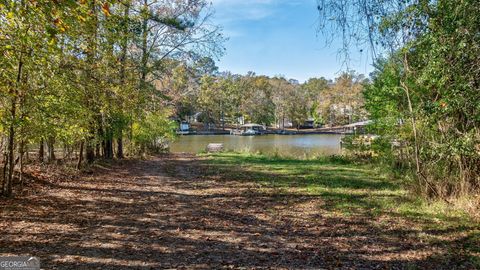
left=169, top=134, right=344, bottom=157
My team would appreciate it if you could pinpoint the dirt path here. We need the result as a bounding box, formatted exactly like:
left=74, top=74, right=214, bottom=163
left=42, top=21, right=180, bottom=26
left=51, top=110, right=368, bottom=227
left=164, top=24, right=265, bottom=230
left=0, top=155, right=475, bottom=269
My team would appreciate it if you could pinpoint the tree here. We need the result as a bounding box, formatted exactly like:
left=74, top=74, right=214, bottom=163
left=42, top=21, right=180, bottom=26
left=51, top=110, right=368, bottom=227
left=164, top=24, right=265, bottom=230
left=197, top=75, right=221, bottom=127
left=0, top=0, right=225, bottom=196
left=241, top=75, right=275, bottom=125
left=302, top=77, right=329, bottom=126
left=271, top=77, right=292, bottom=129
left=0, top=0, right=60, bottom=195
left=318, top=0, right=480, bottom=198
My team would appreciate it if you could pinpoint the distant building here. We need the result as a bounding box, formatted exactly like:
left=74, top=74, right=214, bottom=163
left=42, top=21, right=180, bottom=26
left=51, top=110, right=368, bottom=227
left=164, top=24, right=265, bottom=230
left=180, top=121, right=189, bottom=131
left=300, top=118, right=315, bottom=129
left=177, top=121, right=190, bottom=135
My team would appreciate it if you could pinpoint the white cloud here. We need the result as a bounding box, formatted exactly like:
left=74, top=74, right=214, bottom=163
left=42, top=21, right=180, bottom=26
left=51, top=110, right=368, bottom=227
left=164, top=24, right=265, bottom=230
left=210, top=0, right=277, bottom=22
left=209, top=0, right=306, bottom=38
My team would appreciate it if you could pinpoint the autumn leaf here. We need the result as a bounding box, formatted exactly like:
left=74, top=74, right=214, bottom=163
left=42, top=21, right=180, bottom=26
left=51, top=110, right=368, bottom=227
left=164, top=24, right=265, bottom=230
left=102, top=2, right=111, bottom=17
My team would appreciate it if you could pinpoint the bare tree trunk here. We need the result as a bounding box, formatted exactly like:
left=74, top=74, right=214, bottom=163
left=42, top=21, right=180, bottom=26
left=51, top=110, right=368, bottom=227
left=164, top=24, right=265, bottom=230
left=140, top=0, right=148, bottom=88
left=401, top=54, right=422, bottom=176
left=2, top=152, right=7, bottom=195
left=5, top=99, right=16, bottom=197
left=1, top=136, right=6, bottom=191
left=117, top=131, right=124, bottom=159
left=39, top=138, right=44, bottom=163
left=85, top=0, right=98, bottom=164
left=104, top=129, right=113, bottom=159
left=19, top=141, right=24, bottom=190
left=116, top=1, right=130, bottom=160
left=86, top=131, right=95, bottom=164
left=77, top=141, right=84, bottom=170
left=95, top=142, right=101, bottom=158
left=4, top=55, right=23, bottom=197
left=401, top=81, right=421, bottom=174
left=47, top=136, right=56, bottom=162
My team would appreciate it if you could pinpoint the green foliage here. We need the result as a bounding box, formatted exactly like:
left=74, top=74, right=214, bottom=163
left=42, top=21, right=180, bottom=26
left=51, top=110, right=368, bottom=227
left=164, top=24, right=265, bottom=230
left=174, top=72, right=364, bottom=129
left=361, top=0, right=480, bottom=198
left=0, top=0, right=224, bottom=196
left=317, top=0, right=480, bottom=201
left=132, top=110, right=176, bottom=153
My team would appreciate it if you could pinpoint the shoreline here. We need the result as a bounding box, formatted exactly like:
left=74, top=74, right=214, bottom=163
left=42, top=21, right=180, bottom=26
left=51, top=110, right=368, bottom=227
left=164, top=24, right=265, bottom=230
left=178, top=130, right=350, bottom=135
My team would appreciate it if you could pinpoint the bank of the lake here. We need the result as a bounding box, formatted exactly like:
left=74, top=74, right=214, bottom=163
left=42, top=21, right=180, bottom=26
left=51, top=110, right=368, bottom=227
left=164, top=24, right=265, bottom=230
left=170, top=134, right=344, bottom=157
left=1, top=152, right=478, bottom=268
left=200, top=152, right=480, bottom=268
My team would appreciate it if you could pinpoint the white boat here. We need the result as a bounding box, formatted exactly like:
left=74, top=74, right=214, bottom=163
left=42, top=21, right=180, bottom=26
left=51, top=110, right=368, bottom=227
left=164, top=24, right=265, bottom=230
left=231, top=123, right=265, bottom=136
left=242, top=129, right=257, bottom=136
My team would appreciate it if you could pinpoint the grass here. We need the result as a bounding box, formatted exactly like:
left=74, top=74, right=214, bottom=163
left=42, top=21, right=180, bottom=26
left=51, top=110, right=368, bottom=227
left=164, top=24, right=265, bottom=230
left=203, top=152, right=462, bottom=219
left=201, top=151, right=480, bottom=265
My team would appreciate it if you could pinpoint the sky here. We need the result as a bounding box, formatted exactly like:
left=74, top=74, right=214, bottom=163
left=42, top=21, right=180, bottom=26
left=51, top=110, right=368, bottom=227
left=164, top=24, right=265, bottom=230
left=210, top=0, right=373, bottom=82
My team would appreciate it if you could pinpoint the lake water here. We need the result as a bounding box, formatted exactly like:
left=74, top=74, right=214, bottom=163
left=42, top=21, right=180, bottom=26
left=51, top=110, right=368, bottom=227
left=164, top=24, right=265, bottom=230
left=169, top=134, right=344, bottom=157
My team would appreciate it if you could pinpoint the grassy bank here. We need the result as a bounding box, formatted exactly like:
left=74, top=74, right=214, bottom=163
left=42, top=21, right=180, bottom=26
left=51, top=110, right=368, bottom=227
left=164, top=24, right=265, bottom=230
left=201, top=152, right=479, bottom=265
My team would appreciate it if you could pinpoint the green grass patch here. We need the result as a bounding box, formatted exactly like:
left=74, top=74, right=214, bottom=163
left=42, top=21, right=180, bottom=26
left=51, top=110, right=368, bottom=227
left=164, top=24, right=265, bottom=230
left=200, top=152, right=480, bottom=266
left=201, top=152, right=477, bottom=225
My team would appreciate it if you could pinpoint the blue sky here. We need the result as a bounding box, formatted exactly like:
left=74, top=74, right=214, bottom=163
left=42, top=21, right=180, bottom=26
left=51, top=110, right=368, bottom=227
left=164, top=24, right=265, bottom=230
left=210, top=0, right=373, bottom=82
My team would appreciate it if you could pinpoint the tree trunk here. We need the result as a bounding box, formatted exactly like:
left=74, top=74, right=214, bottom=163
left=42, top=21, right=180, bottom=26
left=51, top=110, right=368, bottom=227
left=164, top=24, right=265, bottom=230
left=95, top=142, right=101, bottom=158
left=86, top=136, right=95, bottom=164
left=401, top=54, right=421, bottom=175
left=117, top=130, right=124, bottom=159
left=4, top=55, right=23, bottom=197
left=141, top=0, right=148, bottom=87
left=96, top=120, right=103, bottom=158
left=104, top=129, right=113, bottom=159
left=84, top=0, right=98, bottom=165
left=19, top=141, right=24, bottom=190
left=47, top=136, right=55, bottom=162
left=39, top=138, right=44, bottom=163
left=2, top=152, right=7, bottom=195
left=5, top=97, right=16, bottom=197
left=101, top=139, right=106, bottom=157
left=77, top=141, right=84, bottom=170
left=116, top=2, right=130, bottom=160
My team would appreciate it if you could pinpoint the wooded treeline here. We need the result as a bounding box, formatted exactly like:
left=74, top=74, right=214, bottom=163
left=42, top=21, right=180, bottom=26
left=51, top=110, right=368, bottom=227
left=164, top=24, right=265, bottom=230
left=0, top=0, right=224, bottom=196
left=169, top=70, right=367, bottom=129
left=318, top=0, right=480, bottom=199
left=2, top=0, right=478, bottom=204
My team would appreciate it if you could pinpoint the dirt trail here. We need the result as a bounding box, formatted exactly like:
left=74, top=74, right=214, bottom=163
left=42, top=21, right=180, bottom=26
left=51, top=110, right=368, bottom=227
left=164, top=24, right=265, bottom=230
left=0, top=155, right=474, bottom=269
